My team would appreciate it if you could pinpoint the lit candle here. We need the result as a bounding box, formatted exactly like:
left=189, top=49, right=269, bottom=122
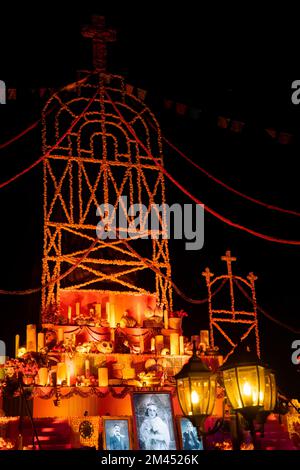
left=98, top=367, right=108, bottom=387
left=67, top=306, right=72, bottom=323
left=85, top=359, right=90, bottom=378
left=71, top=333, right=76, bottom=346
left=66, top=360, right=76, bottom=386
left=38, top=367, right=49, bottom=386
left=140, top=336, right=144, bottom=354
left=106, top=302, right=110, bottom=324
left=150, top=337, right=155, bottom=352
left=95, top=303, right=101, bottom=319
left=15, top=334, right=20, bottom=358
left=58, top=328, right=64, bottom=343
left=200, top=330, right=209, bottom=348
left=75, top=302, right=80, bottom=317
left=155, top=335, right=164, bottom=355
left=136, top=303, right=142, bottom=326
left=170, top=333, right=179, bottom=355
left=57, top=362, right=67, bottom=385
left=110, top=328, right=115, bottom=343
left=38, top=332, right=45, bottom=351
left=26, top=324, right=36, bottom=352
left=163, top=309, right=169, bottom=329
left=110, top=304, right=116, bottom=328
left=179, top=335, right=184, bottom=355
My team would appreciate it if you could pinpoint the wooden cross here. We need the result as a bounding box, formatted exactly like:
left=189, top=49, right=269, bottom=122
left=202, top=267, right=214, bottom=284
left=221, top=250, right=236, bottom=277
left=247, top=272, right=258, bottom=285
left=81, top=16, right=116, bottom=71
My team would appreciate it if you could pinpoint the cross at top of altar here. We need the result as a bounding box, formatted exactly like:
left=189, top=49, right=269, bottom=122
left=81, top=16, right=117, bottom=71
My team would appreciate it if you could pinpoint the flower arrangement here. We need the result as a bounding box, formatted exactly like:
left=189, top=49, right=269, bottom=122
left=4, top=357, right=38, bottom=378
left=169, top=309, right=188, bottom=318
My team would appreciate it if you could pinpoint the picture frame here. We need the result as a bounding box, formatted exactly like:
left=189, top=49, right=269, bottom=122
left=102, top=416, right=133, bottom=450
left=176, top=416, right=204, bottom=450
left=131, top=391, right=177, bottom=450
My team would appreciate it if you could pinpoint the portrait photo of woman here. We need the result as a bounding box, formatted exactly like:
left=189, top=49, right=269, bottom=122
left=132, top=392, right=176, bottom=450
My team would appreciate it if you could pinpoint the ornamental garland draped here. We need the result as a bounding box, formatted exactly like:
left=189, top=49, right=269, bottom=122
left=106, top=90, right=300, bottom=246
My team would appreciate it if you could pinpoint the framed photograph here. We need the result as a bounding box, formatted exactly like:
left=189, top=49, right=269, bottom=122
left=102, top=417, right=133, bottom=450
left=177, top=417, right=204, bottom=450
left=132, top=392, right=177, bottom=450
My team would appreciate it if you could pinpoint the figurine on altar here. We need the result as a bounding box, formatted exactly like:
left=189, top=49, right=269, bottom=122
left=120, top=310, right=137, bottom=328
left=143, top=303, right=164, bottom=328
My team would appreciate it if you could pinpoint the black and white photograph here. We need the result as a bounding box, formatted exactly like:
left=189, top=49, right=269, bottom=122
left=102, top=417, right=132, bottom=451
left=177, top=417, right=204, bottom=451
left=132, top=392, right=177, bottom=450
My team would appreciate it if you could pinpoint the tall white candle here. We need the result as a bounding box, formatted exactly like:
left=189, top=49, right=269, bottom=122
left=200, top=330, right=209, bottom=348
left=170, top=333, right=179, bottom=355
left=58, top=328, right=64, bottom=343
left=110, top=328, right=115, bottom=343
left=136, top=303, right=142, bottom=326
left=67, top=306, right=72, bottom=323
left=57, top=362, right=67, bottom=385
left=38, top=367, right=49, bottom=386
left=26, top=324, right=36, bottom=352
left=15, top=334, right=20, bottom=358
left=155, top=335, right=164, bottom=355
left=85, top=359, right=90, bottom=378
left=106, top=302, right=110, bottom=324
left=179, top=335, right=184, bottom=355
left=150, top=337, right=155, bottom=352
left=163, top=309, right=169, bottom=329
left=75, top=302, right=80, bottom=317
left=110, top=304, right=116, bottom=328
left=38, top=332, right=45, bottom=351
left=98, top=367, right=108, bottom=387
left=95, top=303, right=101, bottom=319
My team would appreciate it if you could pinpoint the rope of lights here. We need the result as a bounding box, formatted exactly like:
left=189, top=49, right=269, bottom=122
left=121, top=239, right=226, bottom=304
left=152, top=127, right=300, bottom=218
left=0, top=89, right=98, bottom=190
left=0, top=75, right=94, bottom=151
left=106, top=91, right=300, bottom=246
left=234, top=278, right=300, bottom=334
left=0, top=238, right=98, bottom=295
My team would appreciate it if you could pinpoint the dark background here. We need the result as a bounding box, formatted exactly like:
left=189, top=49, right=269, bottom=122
left=0, top=7, right=299, bottom=396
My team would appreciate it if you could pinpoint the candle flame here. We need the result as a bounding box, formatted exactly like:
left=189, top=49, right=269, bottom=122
left=191, top=390, right=200, bottom=404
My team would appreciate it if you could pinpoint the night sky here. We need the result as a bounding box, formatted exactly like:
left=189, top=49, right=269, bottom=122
left=0, top=8, right=299, bottom=397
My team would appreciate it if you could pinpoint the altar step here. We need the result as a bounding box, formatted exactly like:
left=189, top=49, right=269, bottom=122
left=21, top=418, right=72, bottom=450
left=256, top=418, right=297, bottom=450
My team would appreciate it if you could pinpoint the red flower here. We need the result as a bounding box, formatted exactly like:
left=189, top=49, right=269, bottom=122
left=169, top=309, right=188, bottom=318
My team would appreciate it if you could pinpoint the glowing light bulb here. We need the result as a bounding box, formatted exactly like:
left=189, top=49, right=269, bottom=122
left=191, top=390, right=200, bottom=404
left=243, top=382, right=252, bottom=396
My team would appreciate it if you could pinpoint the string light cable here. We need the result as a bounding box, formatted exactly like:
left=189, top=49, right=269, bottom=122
left=0, top=75, right=94, bottom=152
left=0, top=84, right=98, bottom=190
left=233, top=277, right=300, bottom=334
left=105, top=90, right=300, bottom=246
left=155, top=128, right=300, bottom=218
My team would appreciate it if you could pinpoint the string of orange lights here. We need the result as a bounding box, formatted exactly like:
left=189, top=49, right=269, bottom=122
left=106, top=90, right=300, bottom=246
left=158, top=131, right=300, bottom=218
left=0, top=89, right=98, bottom=190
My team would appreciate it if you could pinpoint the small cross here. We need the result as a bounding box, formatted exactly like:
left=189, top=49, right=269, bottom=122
left=81, top=16, right=116, bottom=71
left=202, top=267, right=214, bottom=283
left=221, top=250, right=236, bottom=276
left=247, top=272, right=258, bottom=284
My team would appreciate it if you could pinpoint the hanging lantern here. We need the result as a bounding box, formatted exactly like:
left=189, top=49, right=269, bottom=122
left=174, top=345, right=216, bottom=434
left=263, top=368, right=277, bottom=412
left=220, top=343, right=276, bottom=421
